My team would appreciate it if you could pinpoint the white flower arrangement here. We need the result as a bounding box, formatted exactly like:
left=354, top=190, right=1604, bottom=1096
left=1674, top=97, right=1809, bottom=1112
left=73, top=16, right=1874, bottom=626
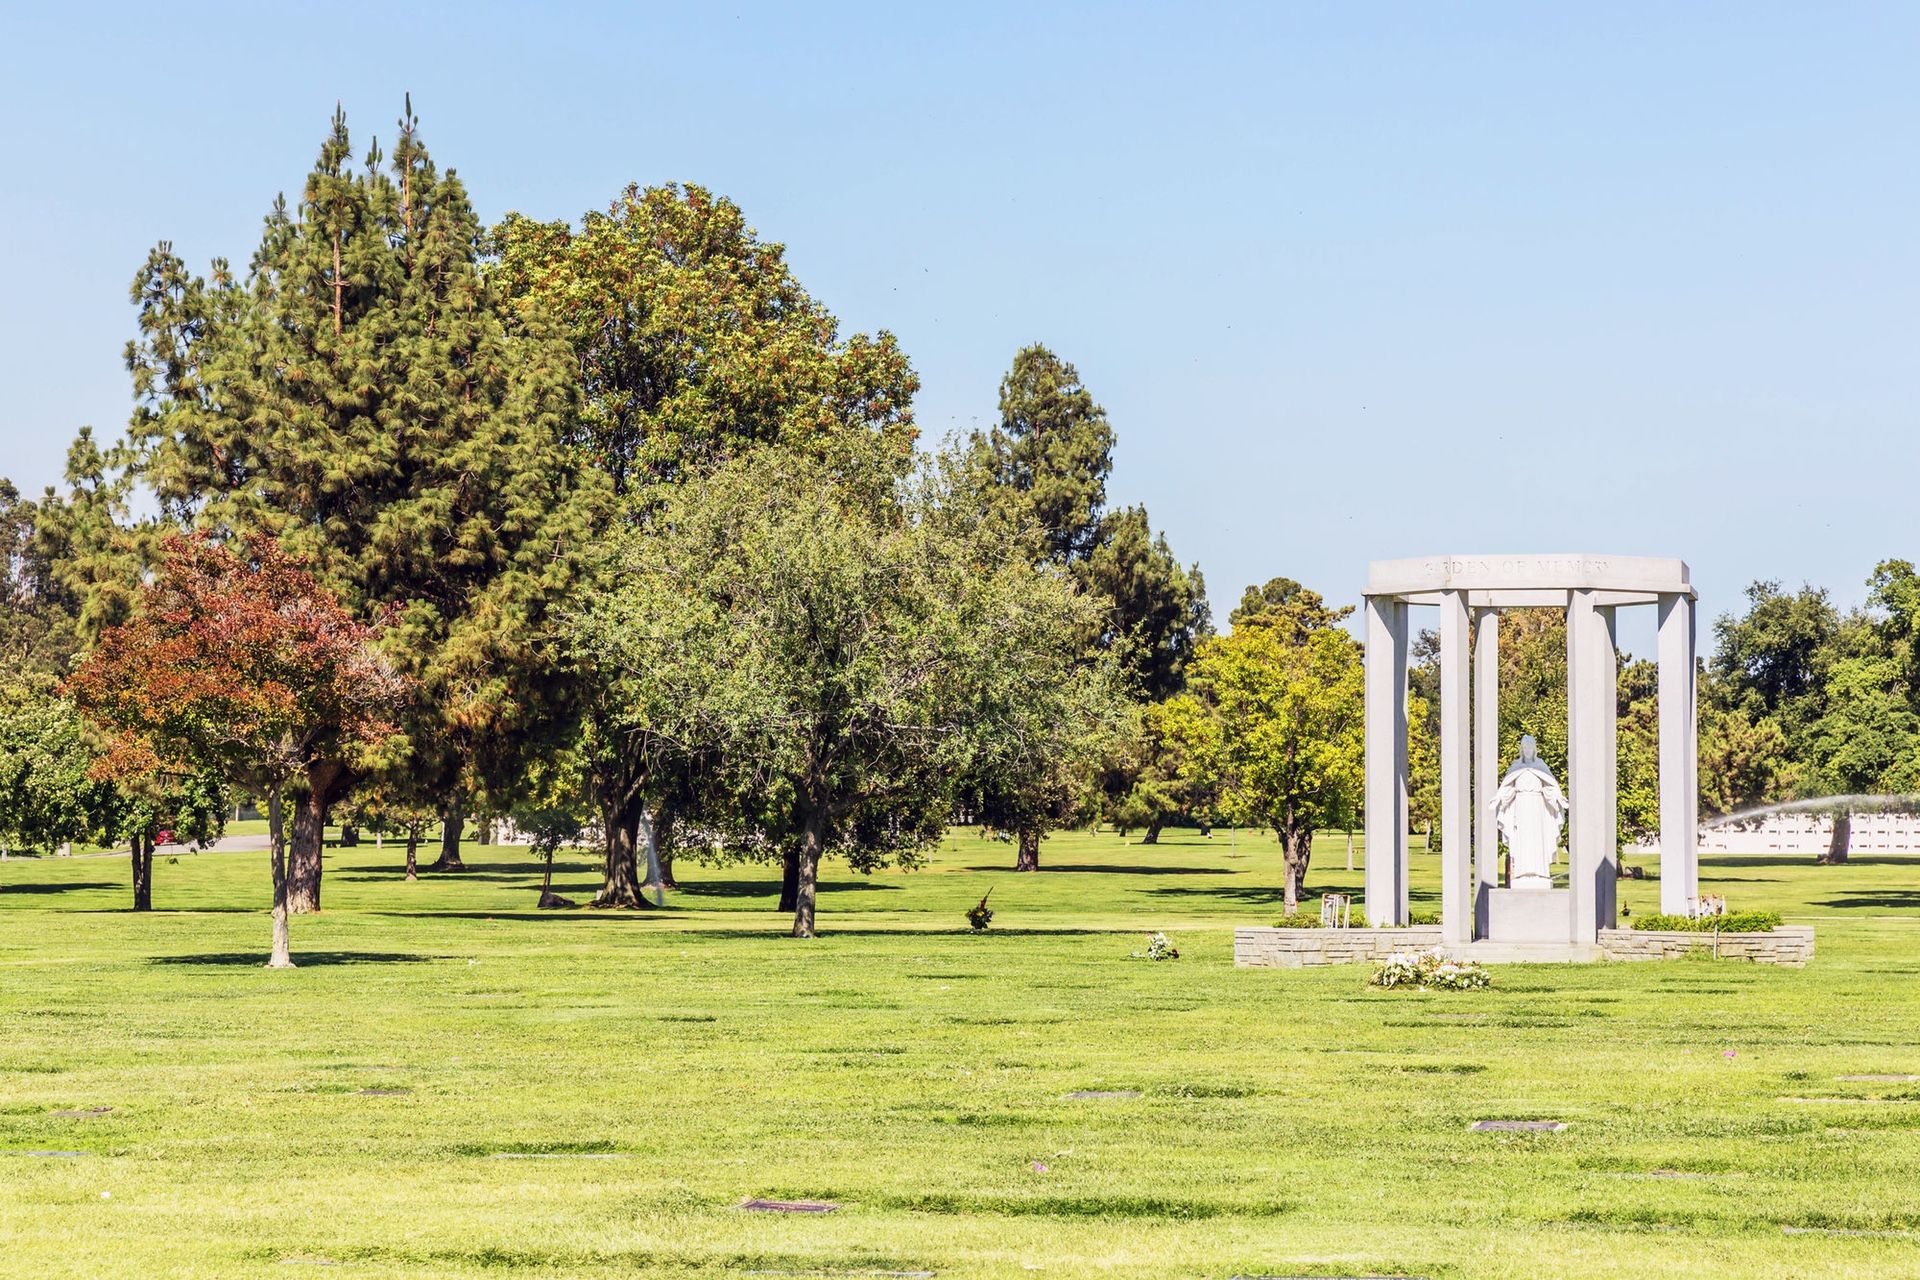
left=1369, top=947, right=1490, bottom=991
left=1131, top=931, right=1180, bottom=961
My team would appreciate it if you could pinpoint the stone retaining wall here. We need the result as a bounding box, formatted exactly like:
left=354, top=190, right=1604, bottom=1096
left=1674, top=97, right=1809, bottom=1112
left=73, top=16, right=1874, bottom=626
left=1233, top=924, right=1814, bottom=967
left=1596, top=925, right=1814, bottom=966
left=1234, top=926, right=1443, bottom=968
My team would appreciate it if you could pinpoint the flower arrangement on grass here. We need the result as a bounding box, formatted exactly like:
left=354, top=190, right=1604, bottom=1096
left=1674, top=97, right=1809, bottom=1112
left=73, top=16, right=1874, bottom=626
left=1368, top=947, right=1490, bottom=991
left=1131, top=931, right=1180, bottom=960
left=966, top=890, right=994, bottom=932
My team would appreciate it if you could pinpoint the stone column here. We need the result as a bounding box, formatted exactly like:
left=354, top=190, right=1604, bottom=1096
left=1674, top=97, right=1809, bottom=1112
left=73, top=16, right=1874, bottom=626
left=1439, top=591, right=1472, bottom=945
left=1364, top=596, right=1410, bottom=926
left=1658, top=593, right=1699, bottom=916
left=1473, top=607, right=1500, bottom=934
left=1566, top=591, right=1618, bottom=944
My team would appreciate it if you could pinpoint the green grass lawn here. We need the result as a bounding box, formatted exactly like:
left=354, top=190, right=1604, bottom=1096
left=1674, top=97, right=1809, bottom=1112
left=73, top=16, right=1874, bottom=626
left=2, top=828, right=1918, bottom=1278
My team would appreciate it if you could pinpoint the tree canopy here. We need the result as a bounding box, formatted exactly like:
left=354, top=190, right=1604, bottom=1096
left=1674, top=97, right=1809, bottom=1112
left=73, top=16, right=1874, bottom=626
left=116, top=102, right=593, bottom=907
left=69, top=533, right=406, bottom=964
left=571, top=448, right=1108, bottom=935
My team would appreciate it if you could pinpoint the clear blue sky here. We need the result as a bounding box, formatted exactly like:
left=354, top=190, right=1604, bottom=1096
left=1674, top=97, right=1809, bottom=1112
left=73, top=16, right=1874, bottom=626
left=4, top=2, right=1916, bottom=654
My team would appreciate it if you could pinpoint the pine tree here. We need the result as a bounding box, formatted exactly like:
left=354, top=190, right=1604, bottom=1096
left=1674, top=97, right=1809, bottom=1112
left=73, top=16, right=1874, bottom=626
left=970, top=345, right=1115, bottom=565
left=963, top=345, right=1210, bottom=867
left=120, top=101, right=595, bottom=910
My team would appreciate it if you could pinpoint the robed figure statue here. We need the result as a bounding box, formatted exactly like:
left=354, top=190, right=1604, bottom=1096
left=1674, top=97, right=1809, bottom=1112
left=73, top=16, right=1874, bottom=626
left=1492, top=734, right=1568, bottom=889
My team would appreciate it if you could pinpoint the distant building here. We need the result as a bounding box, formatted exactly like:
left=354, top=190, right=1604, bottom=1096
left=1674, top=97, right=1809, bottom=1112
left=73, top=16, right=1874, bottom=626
left=1690, top=811, right=1920, bottom=855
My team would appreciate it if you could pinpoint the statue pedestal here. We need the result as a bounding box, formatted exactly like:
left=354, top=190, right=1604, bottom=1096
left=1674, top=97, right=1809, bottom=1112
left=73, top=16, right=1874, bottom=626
left=1486, top=887, right=1572, bottom=943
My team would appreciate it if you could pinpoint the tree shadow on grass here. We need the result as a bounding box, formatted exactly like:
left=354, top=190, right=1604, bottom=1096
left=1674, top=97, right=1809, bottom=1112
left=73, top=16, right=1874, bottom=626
left=0, top=881, right=119, bottom=895
left=770, top=925, right=1134, bottom=938
left=673, top=879, right=902, bottom=899
left=377, top=910, right=684, bottom=923
left=151, top=951, right=442, bottom=967
left=1143, top=883, right=1441, bottom=911
left=1816, top=892, right=1920, bottom=910
left=337, top=871, right=560, bottom=882
left=961, top=864, right=1236, bottom=876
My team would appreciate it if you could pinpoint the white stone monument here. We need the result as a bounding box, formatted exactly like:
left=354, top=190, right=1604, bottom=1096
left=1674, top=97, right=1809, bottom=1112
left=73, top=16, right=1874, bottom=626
left=1361, top=555, right=1699, bottom=956
left=1492, top=735, right=1566, bottom=889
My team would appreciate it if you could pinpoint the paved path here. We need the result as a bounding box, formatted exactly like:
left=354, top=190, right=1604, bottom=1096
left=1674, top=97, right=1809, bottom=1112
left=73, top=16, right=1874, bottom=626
left=54, top=834, right=271, bottom=860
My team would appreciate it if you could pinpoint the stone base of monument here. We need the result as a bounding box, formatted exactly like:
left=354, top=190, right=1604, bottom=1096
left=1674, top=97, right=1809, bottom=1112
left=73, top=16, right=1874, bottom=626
left=1485, top=887, right=1572, bottom=943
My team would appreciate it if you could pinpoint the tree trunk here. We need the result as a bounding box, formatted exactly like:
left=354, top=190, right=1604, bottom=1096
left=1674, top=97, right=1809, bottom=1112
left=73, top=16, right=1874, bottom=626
left=266, top=790, right=294, bottom=969
left=131, top=832, right=152, bottom=911
left=340, top=825, right=359, bottom=847
left=654, top=804, right=679, bottom=889
left=404, top=821, right=419, bottom=882
left=428, top=799, right=466, bottom=871
left=1014, top=828, right=1041, bottom=871
left=595, top=796, right=648, bottom=908
left=1820, top=811, right=1852, bottom=865
left=288, top=760, right=344, bottom=914
left=791, top=809, right=826, bottom=938
left=1281, top=824, right=1314, bottom=914
left=1143, top=820, right=1163, bottom=846
left=778, top=845, right=800, bottom=912
left=536, top=854, right=576, bottom=909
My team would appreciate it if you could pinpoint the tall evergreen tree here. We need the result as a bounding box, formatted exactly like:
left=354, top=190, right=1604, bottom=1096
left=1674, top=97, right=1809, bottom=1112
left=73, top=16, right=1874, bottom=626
left=971, top=345, right=1115, bottom=565
left=118, top=102, right=593, bottom=910
left=964, top=345, right=1209, bottom=866
left=1080, top=505, right=1210, bottom=703
left=0, top=483, right=80, bottom=679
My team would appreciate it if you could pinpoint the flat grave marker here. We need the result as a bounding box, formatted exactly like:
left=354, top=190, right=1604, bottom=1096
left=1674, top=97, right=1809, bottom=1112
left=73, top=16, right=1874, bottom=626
left=739, top=1197, right=840, bottom=1214
left=1470, top=1120, right=1566, bottom=1132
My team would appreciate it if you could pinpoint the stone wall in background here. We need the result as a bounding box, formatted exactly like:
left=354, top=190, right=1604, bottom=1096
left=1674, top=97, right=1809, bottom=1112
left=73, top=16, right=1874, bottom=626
left=1596, top=925, right=1814, bottom=966
left=1234, top=926, right=1444, bottom=968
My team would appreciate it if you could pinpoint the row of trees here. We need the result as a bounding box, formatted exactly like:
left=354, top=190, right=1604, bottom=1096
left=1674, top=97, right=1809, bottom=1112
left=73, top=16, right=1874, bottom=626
left=0, top=103, right=1232, bottom=957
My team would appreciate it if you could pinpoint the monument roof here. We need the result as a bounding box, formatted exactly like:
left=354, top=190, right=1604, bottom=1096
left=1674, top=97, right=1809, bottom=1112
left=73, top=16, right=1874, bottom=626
left=1364, top=554, right=1693, bottom=601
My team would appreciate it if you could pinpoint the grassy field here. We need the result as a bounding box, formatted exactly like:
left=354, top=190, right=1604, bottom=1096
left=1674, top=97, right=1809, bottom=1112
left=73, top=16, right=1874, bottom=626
left=2, top=828, right=1918, bottom=1279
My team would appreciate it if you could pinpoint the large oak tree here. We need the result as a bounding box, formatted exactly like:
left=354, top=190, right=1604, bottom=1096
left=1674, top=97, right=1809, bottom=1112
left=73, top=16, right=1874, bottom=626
left=572, top=447, right=1105, bottom=937
left=492, top=183, right=919, bottom=904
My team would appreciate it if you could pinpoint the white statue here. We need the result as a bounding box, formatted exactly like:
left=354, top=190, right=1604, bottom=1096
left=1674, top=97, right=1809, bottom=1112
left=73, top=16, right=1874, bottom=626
left=1493, top=734, right=1567, bottom=889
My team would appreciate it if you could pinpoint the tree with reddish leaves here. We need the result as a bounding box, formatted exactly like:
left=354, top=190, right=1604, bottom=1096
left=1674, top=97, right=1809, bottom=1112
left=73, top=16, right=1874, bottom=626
left=68, top=532, right=406, bottom=967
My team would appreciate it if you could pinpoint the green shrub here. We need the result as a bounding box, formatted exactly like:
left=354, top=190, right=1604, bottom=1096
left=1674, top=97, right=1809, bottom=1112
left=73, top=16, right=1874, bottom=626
left=1633, top=910, right=1782, bottom=933
left=1269, top=910, right=1439, bottom=928
left=1270, top=914, right=1327, bottom=928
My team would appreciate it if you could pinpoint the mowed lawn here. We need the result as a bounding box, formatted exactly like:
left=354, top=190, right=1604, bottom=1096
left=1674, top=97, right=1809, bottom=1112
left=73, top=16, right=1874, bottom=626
left=2, top=829, right=1918, bottom=1279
